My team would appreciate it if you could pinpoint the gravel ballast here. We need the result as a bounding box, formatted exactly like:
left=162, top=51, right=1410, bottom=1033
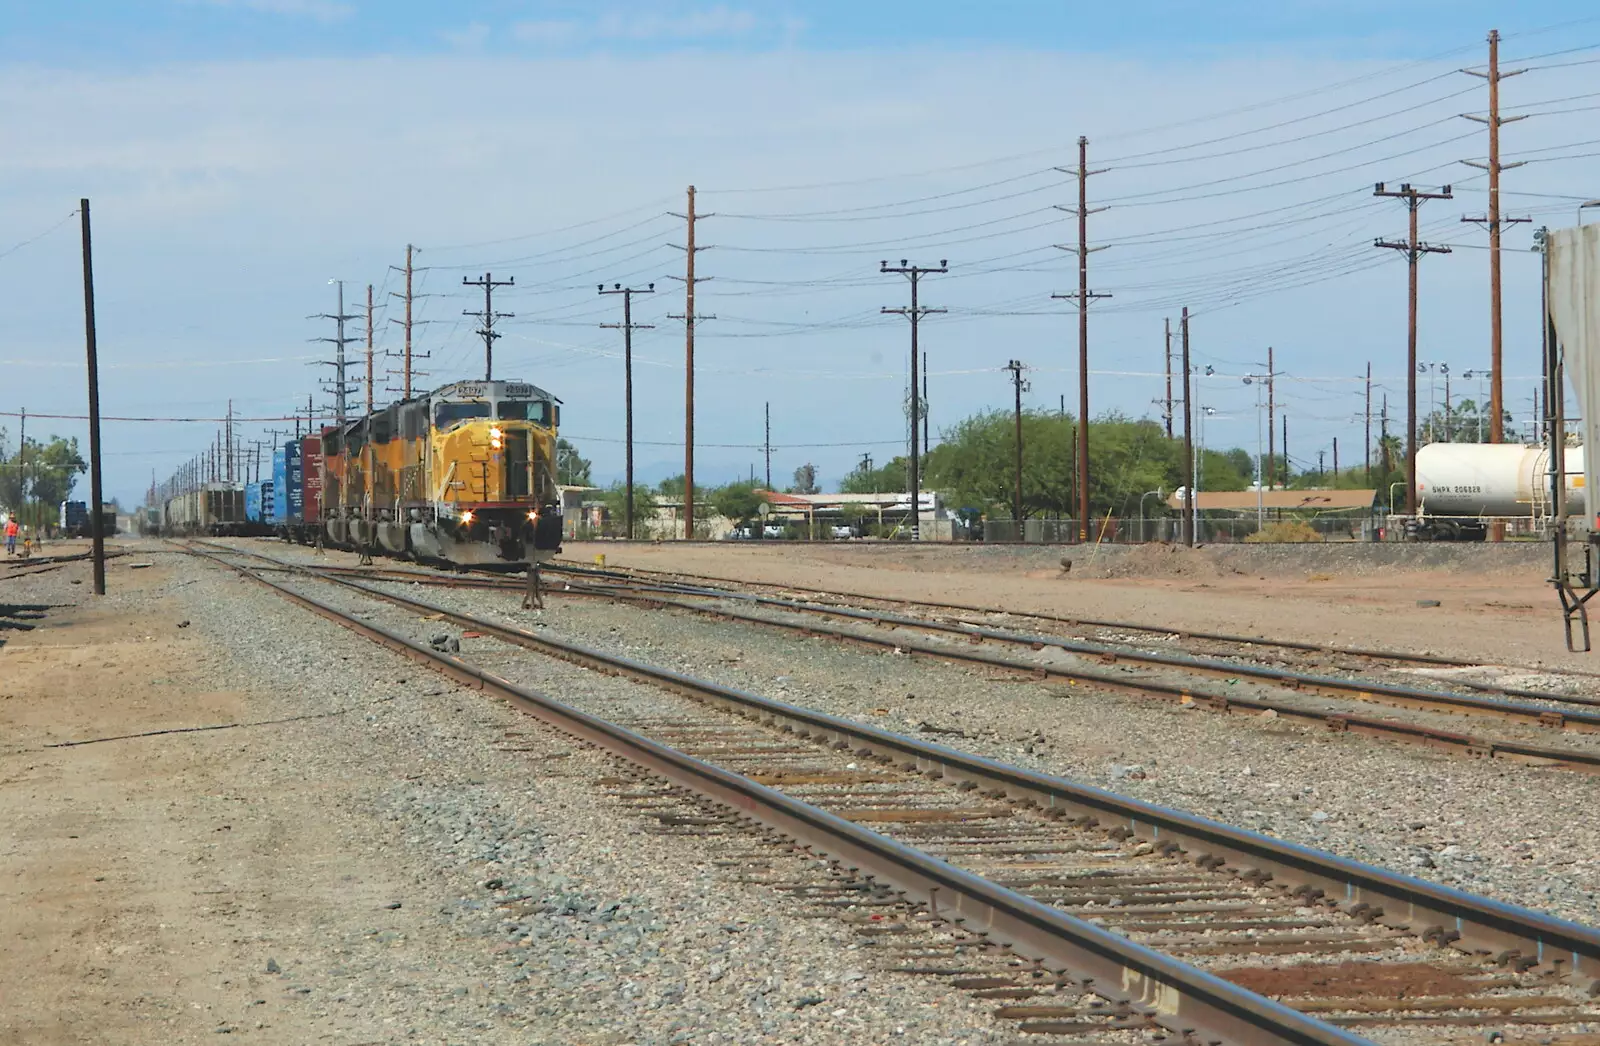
left=154, top=549, right=1009, bottom=1044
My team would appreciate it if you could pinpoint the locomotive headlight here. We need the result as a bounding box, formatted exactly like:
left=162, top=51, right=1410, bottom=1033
left=489, top=426, right=504, bottom=449
left=527, top=510, right=539, bottom=522
left=460, top=510, right=475, bottom=525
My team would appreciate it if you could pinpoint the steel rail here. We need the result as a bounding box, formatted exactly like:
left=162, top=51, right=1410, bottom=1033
left=542, top=569, right=1600, bottom=722
left=182, top=542, right=1382, bottom=1046
left=186, top=542, right=1600, bottom=986
left=218, top=545, right=1600, bottom=715
left=190, top=541, right=1600, bottom=772
left=549, top=558, right=1600, bottom=682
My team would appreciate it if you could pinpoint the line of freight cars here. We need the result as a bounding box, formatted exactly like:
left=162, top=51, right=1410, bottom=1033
left=160, top=483, right=277, bottom=536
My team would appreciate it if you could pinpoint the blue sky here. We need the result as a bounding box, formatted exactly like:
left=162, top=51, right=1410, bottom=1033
left=3, top=2, right=1599, bottom=505
left=3, top=2, right=1585, bottom=62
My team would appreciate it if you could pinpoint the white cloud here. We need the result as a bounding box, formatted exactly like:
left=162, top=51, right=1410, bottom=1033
left=441, top=21, right=491, bottom=49
left=186, top=0, right=355, bottom=21
left=511, top=19, right=583, bottom=46
left=513, top=6, right=759, bottom=47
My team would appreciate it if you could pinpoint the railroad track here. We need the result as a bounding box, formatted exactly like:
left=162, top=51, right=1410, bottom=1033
left=182, top=540, right=1600, bottom=1045
left=547, top=558, right=1600, bottom=690
left=203, top=540, right=1600, bottom=773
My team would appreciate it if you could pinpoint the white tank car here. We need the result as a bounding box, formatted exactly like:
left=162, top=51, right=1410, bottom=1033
left=1414, top=442, right=1585, bottom=518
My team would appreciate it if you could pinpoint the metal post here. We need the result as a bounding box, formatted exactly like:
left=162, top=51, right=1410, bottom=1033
left=1163, top=317, right=1174, bottom=439
left=463, top=272, right=514, bottom=382
left=922, top=350, right=930, bottom=455
left=1266, top=346, right=1275, bottom=489
left=1007, top=360, right=1026, bottom=530
left=685, top=186, right=697, bottom=539
left=80, top=199, right=105, bottom=595
left=404, top=245, right=414, bottom=397
left=365, top=283, right=374, bottom=414
left=1181, top=308, right=1193, bottom=547
left=1365, top=362, right=1373, bottom=483
left=764, top=401, right=771, bottom=489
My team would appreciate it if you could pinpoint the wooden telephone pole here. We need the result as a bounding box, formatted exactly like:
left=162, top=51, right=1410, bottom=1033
left=1053, top=137, right=1111, bottom=540
left=881, top=259, right=947, bottom=540
left=600, top=283, right=655, bottom=539
left=1374, top=181, right=1453, bottom=517
left=1005, top=359, right=1028, bottom=528
left=1462, top=29, right=1528, bottom=541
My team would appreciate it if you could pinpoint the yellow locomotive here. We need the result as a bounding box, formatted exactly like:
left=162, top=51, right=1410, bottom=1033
left=319, top=379, right=563, bottom=566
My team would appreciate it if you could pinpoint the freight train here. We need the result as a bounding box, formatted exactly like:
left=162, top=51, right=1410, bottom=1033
left=256, top=379, right=564, bottom=567
left=1410, top=442, right=1585, bottom=540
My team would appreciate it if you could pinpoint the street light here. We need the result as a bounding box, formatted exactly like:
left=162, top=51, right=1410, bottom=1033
left=1139, top=488, right=1165, bottom=543
left=1578, top=200, right=1600, bottom=225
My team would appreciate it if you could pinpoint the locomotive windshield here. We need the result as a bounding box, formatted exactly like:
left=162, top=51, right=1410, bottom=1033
left=496, top=400, right=553, bottom=425
left=434, top=402, right=491, bottom=428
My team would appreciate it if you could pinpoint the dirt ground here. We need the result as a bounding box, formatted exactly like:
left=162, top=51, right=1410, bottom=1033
left=562, top=540, right=1595, bottom=672
left=0, top=559, right=409, bottom=1044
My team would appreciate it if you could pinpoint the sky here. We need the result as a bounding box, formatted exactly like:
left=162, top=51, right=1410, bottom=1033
left=3, top=1, right=1600, bottom=506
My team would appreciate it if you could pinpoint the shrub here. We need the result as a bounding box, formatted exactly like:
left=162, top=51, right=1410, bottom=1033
left=1243, top=520, right=1324, bottom=543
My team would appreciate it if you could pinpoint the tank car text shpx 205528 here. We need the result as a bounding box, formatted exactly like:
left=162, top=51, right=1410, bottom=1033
left=1409, top=442, right=1586, bottom=540
left=308, top=379, right=563, bottom=567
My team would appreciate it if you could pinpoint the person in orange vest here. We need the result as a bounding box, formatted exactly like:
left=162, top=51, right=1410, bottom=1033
left=3, top=517, right=17, bottom=556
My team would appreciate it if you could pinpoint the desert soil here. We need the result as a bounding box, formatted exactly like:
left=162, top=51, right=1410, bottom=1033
left=561, top=540, right=1588, bottom=671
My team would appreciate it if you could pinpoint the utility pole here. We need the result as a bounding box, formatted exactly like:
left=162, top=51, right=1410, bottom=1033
left=669, top=186, right=714, bottom=541
left=1283, top=416, right=1290, bottom=485
left=764, top=402, right=771, bottom=490
left=922, top=351, right=930, bottom=455
left=1006, top=359, right=1028, bottom=528
left=1375, top=181, right=1453, bottom=516
left=464, top=273, right=513, bottom=382
left=600, top=282, right=655, bottom=539
left=311, top=280, right=358, bottom=424
left=1333, top=437, right=1339, bottom=478
left=1181, top=307, right=1193, bottom=548
left=225, top=400, right=234, bottom=482
left=388, top=245, right=431, bottom=398
left=1365, top=362, right=1373, bottom=483
left=1462, top=28, right=1528, bottom=457
left=80, top=199, right=105, bottom=595
left=364, top=284, right=375, bottom=414
left=1266, top=346, right=1276, bottom=489
left=1319, top=449, right=1326, bottom=482
left=880, top=259, right=947, bottom=540
left=1163, top=318, right=1174, bottom=439
left=1053, top=137, right=1111, bottom=541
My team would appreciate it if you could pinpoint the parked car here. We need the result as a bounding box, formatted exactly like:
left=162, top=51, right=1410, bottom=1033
left=831, top=524, right=859, bottom=539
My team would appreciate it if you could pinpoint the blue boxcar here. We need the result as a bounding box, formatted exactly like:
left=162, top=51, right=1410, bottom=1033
left=245, top=482, right=271, bottom=523
left=284, top=440, right=304, bottom=520
left=271, top=446, right=289, bottom=523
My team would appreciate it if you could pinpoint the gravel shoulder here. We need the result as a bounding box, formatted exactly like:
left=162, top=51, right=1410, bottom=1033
left=292, top=554, right=1600, bottom=929
left=1, top=543, right=1008, bottom=1045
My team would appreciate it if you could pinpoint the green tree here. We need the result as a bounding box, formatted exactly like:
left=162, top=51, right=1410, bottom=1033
left=556, top=438, right=592, bottom=486
left=791, top=463, right=819, bottom=495
left=656, top=473, right=685, bottom=497
left=599, top=482, right=658, bottom=538
left=710, top=481, right=763, bottom=525
left=0, top=434, right=86, bottom=518
left=840, top=457, right=907, bottom=494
